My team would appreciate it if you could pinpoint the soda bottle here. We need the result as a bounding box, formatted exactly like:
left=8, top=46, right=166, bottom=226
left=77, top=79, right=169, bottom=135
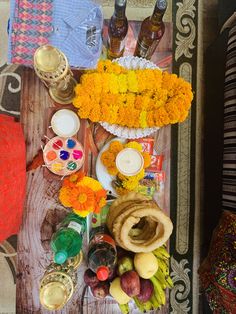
left=51, top=213, right=86, bottom=264
left=88, top=203, right=117, bottom=281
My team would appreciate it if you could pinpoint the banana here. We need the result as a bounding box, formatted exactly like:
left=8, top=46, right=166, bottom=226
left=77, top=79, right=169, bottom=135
left=153, top=246, right=170, bottom=260
left=158, top=258, right=169, bottom=276
left=142, top=300, right=153, bottom=312
left=150, top=294, right=160, bottom=309
left=118, top=303, right=129, bottom=314
left=165, top=274, right=174, bottom=288
left=150, top=276, right=166, bottom=305
left=133, top=297, right=145, bottom=312
left=154, top=269, right=167, bottom=289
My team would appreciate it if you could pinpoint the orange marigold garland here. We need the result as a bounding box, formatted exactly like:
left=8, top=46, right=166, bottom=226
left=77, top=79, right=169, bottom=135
left=59, top=172, right=107, bottom=217
left=73, top=60, right=193, bottom=128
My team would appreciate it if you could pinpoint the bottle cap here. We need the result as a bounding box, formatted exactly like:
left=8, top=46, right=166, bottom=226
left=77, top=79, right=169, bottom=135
left=156, top=0, right=167, bottom=11
left=96, top=266, right=109, bottom=281
left=54, top=251, right=68, bottom=264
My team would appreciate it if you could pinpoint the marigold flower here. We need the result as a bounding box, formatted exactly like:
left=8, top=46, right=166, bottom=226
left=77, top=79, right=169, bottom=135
left=142, top=152, right=151, bottom=168
left=59, top=186, right=72, bottom=207
left=78, top=176, right=103, bottom=192
left=59, top=172, right=107, bottom=217
left=125, top=141, right=143, bottom=152
left=109, top=141, right=124, bottom=154
left=101, top=151, right=116, bottom=167
left=107, top=166, right=119, bottom=176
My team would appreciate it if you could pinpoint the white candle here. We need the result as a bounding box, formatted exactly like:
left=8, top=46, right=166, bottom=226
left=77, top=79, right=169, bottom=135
left=116, top=148, right=144, bottom=176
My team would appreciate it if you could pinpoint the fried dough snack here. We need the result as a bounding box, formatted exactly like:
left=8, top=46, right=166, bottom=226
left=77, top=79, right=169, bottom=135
left=107, top=192, right=173, bottom=252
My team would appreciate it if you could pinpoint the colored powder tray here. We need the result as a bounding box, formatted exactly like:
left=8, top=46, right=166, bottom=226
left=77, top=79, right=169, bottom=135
left=43, top=136, right=84, bottom=176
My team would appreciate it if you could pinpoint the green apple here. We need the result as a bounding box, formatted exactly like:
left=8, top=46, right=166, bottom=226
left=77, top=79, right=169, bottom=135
left=117, top=256, right=134, bottom=276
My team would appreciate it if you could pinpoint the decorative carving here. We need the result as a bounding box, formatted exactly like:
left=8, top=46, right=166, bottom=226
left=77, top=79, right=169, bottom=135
left=175, top=0, right=196, bottom=61
left=175, top=62, right=192, bottom=255
left=0, top=72, right=21, bottom=115
left=170, top=257, right=191, bottom=313
left=179, top=62, right=192, bottom=83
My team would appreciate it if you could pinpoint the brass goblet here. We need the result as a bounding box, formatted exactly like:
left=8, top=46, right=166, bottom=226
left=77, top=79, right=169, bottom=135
left=39, top=252, right=83, bottom=310
left=34, top=45, right=77, bottom=105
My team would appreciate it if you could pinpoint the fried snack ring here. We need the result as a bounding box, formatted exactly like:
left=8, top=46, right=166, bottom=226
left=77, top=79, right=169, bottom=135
left=107, top=192, right=149, bottom=231
left=107, top=192, right=173, bottom=253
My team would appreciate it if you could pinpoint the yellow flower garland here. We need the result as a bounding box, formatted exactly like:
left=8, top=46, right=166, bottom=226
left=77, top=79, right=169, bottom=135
left=73, top=60, right=193, bottom=128
left=101, top=141, right=151, bottom=195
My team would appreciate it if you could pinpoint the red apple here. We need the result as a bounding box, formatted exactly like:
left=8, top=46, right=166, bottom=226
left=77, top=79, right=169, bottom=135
left=91, top=282, right=109, bottom=299
left=120, top=270, right=140, bottom=297
left=137, top=278, right=154, bottom=302
left=84, top=268, right=99, bottom=287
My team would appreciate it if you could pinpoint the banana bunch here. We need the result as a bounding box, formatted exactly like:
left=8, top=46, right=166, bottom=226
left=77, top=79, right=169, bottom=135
left=132, top=245, right=173, bottom=313
left=152, top=245, right=173, bottom=290
left=134, top=297, right=154, bottom=312
left=118, top=303, right=129, bottom=314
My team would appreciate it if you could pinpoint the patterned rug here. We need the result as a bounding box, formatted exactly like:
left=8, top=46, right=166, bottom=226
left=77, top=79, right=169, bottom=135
left=0, top=1, right=21, bottom=313
left=0, top=0, right=202, bottom=313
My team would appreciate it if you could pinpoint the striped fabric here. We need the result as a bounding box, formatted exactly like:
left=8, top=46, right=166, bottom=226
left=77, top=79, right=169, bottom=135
left=222, top=24, right=236, bottom=211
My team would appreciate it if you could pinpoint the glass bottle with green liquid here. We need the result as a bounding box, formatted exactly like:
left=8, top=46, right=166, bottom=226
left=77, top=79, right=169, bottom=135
left=50, top=212, right=87, bottom=264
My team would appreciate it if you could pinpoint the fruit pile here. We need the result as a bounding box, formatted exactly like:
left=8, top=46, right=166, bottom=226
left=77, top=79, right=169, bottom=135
left=84, top=245, right=173, bottom=313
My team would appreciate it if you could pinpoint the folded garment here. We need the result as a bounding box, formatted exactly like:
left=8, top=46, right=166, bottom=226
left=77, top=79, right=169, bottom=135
left=8, top=0, right=103, bottom=69
left=0, top=114, right=26, bottom=242
left=50, top=0, right=103, bottom=68
left=198, top=211, right=236, bottom=313
left=107, top=192, right=173, bottom=253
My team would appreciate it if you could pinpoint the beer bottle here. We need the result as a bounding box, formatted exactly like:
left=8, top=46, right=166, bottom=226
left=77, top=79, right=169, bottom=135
left=107, top=0, right=128, bottom=60
left=134, top=0, right=167, bottom=60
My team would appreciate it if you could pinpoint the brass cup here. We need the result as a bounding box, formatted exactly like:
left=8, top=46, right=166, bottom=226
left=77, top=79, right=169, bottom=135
left=40, top=271, right=74, bottom=310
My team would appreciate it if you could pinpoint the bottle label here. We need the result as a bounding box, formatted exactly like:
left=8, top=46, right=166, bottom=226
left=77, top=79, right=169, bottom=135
left=90, top=233, right=116, bottom=249
left=136, top=39, right=160, bottom=59
left=86, top=25, right=97, bottom=48
left=67, top=221, right=82, bottom=234
left=108, top=36, right=126, bottom=56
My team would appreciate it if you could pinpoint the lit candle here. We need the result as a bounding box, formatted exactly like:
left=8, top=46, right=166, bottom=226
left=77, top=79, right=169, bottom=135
left=116, top=148, right=144, bottom=176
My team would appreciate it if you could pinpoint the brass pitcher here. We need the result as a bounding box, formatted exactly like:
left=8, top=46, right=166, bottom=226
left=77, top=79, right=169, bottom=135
left=39, top=252, right=83, bottom=310
left=34, top=45, right=77, bottom=104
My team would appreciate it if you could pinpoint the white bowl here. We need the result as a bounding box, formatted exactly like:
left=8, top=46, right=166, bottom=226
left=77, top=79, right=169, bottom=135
left=51, top=109, right=80, bottom=138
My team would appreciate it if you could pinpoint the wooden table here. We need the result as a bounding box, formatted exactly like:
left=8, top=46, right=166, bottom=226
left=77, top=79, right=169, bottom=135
left=16, top=24, right=172, bottom=314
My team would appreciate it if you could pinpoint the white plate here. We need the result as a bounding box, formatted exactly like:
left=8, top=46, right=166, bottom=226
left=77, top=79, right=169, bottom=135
left=99, top=56, right=160, bottom=139
left=96, top=138, right=126, bottom=196
left=51, top=109, right=80, bottom=138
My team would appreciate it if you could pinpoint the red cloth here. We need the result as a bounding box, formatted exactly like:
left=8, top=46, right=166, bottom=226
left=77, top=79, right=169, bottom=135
left=0, top=114, right=26, bottom=242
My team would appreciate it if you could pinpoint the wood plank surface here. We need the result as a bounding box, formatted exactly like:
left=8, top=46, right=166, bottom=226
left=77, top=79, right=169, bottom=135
left=16, top=23, right=172, bottom=313
left=16, top=68, right=171, bottom=314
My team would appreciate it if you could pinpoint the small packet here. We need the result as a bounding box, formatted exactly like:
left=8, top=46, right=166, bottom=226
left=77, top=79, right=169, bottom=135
left=146, top=155, right=164, bottom=173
